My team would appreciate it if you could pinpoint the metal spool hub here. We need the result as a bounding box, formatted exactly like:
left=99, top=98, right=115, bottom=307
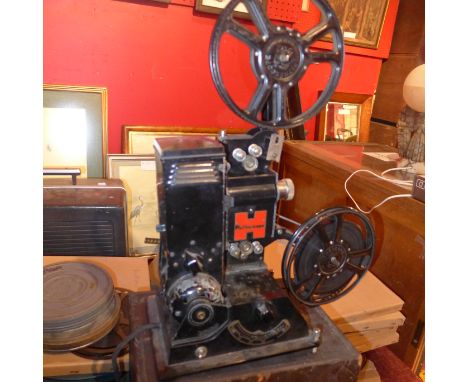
left=210, top=0, right=344, bottom=129
left=282, top=207, right=376, bottom=306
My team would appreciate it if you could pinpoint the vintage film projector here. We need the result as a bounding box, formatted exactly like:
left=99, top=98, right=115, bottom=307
left=148, top=0, right=376, bottom=377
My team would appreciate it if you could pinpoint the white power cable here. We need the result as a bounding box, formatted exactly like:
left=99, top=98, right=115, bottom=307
left=344, top=168, right=413, bottom=214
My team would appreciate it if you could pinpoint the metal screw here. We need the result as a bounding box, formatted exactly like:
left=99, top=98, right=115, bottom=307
left=252, top=241, right=263, bottom=254
left=190, top=240, right=196, bottom=246
left=243, top=155, right=258, bottom=172
left=248, top=143, right=263, bottom=158
left=233, top=148, right=247, bottom=162
left=194, top=346, right=208, bottom=359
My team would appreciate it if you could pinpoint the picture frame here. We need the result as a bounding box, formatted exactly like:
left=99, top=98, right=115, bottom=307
left=107, top=154, right=159, bottom=256
left=122, top=125, right=248, bottom=154
left=315, top=92, right=374, bottom=142
left=43, top=84, right=108, bottom=178
left=195, top=0, right=268, bottom=19
left=322, top=0, right=389, bottom=49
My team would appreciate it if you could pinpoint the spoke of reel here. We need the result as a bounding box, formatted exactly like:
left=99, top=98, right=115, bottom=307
left=315, top=222, right=330, bottom=245
left=245, top=80, right=272, bottom=117
left=331, top=214, right=343, bottom=243
left=345, top=261, right=366, bottom=274
left=304, top=50, right=341, bottom=65
left=302, top=20, right=334, bottom=45
left=293, top=272, right=319, bottom=288
left=226, top=19, right=263, bottom=50
left=300, top=275, right=325, bottom=300
left=271, top=85, right=287, bottom=123
left=243, top=0, right=272, bottom=39
left=348, top=245, right=373, bottom=258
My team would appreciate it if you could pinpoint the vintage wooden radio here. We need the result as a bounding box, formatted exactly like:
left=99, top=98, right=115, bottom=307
left=43, top=172, right=128, bottom=257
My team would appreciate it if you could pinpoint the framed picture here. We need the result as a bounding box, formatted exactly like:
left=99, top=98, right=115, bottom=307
left=323, top=0, right=389, bottom=49
left=315, top=92, right=374, bottom=142
left=122, top=125, right=248, bottom=154
left=43, top=84, right=108, bottom=178
left=107, top=154, right=159, bottom=256
left=195, top=0, right=268, bottom=19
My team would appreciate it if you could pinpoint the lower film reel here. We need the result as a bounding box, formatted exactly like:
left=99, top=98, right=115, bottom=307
left=282, top=207, right=375, bottom=307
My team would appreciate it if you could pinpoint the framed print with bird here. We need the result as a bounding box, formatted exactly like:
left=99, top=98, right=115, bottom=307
left=107, top=154, right=158, bottom=256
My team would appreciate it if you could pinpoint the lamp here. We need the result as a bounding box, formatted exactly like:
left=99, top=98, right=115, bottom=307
left=403, top=64, right=425, bottom=112
left=397, top=64, right=425, bottom=171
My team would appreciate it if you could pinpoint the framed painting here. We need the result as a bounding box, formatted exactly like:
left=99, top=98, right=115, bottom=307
left=195, top=0, right=268, bottom=19
left=107, top=154, right=159, bottom=256
left=122, top=125, right=248, bottom=154
left=43, top=84, right=108, bottom=178
left=323, top=0, right=389, bottom=49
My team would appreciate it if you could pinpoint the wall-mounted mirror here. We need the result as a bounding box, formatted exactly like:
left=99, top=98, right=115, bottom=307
left=315, top=92, right=374, bottom=143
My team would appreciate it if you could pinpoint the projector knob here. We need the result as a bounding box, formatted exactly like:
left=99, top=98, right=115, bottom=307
left=277, top=178, right=295, bottom=201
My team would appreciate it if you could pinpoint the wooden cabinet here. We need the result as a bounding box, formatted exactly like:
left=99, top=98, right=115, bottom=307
left=277, top=141, right=425, bottom=370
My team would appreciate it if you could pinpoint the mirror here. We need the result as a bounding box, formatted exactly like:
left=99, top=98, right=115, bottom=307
left=315, top=92, right=374, bottom=143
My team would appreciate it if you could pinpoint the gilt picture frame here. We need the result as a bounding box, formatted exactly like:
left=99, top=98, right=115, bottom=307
left=107, top=154, right=159, bottom=256
left=323, top=0, right=389, bottom=49
left=43, top=84, right=108, bottom=178
left=122, top=125, right=248, bottom=154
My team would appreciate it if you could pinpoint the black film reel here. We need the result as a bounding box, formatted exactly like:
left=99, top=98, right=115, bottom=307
left=282, top=207, right=375, bottom=306
left=209, top=0, right=344, bottom=129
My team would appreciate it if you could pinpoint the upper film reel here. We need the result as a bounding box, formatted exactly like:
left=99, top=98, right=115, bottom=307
left=282, top=207, right=375, bottom=306
left=209, top=0, right=344, bottom=130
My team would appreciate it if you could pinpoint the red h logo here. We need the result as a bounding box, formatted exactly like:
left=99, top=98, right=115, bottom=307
left=234, top=210, right=267, bottom=241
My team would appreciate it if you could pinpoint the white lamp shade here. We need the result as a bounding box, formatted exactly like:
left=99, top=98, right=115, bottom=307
left=403, top=64, right=425, bottom=112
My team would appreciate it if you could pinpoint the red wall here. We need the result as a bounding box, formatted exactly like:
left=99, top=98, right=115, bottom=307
left=44, top=0, right=399, bottom=153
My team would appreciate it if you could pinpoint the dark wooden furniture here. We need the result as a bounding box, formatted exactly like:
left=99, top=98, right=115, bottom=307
left=128, top=291, right=360, bottom=382
left=370, top=0, right=425, bottom=147
left=277, top=141, right=424, bottom=370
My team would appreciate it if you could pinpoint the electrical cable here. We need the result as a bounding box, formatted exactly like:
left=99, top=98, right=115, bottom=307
left=111, top=322, right=161, bottom=382
left=344, top=169, right=413, bottom=214
left=277, top=214, right=302, bottom=226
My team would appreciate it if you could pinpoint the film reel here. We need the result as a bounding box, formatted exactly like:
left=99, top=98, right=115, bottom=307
left=209, top=0, right=344, bottom=129
left=282, top=207, right=375, bottom=306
